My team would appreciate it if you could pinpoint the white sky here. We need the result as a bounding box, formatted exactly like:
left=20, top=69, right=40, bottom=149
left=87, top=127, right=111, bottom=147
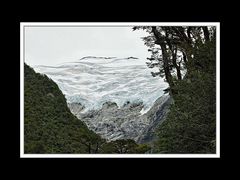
left=24, top=27, right=151, bottom=66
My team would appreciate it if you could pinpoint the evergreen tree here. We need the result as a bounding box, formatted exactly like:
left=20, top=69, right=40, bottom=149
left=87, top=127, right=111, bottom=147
left=133, top=26, right=216, bottom=153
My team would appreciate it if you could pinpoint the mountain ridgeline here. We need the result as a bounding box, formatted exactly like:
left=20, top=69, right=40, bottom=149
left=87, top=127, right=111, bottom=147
left=24, top=63, right=150, bottom=153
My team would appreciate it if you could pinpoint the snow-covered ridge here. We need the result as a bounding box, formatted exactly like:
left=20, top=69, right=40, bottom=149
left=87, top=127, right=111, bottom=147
left=79, top=56, right=138, bottom=60
left=79, top=56, right=117, bottom=60
left=34, top=56, right=168, bottom=114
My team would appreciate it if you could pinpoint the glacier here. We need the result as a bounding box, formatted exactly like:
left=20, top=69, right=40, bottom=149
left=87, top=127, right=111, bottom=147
left=34, top=56, right=169, bottom=115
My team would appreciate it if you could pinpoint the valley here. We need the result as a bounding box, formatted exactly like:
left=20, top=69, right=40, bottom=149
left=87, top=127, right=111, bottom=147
left=34, top=56, right=169, bottom=143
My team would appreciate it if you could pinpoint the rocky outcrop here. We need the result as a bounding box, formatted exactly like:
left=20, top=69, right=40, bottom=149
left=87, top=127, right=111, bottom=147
left=68, top=102, right=85, bottom=115
left=68, top=94, right=172, bottom=143
left=136, top=95, right=172, bottom=143
left=102, top=102, right=118, bottom=110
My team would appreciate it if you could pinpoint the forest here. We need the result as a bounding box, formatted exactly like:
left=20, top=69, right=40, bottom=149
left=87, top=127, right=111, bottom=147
left=133, top=26, right=216, bottom=153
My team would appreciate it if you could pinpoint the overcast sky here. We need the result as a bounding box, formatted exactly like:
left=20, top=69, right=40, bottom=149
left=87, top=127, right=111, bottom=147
left=24, top=27, right=151, bottom=66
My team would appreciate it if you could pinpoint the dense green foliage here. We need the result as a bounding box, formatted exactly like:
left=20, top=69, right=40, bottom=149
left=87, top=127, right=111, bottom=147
left=101, top=139, right=150, bottom=153
left=134, top=26, right=216, bottom=153
left=154, top=38, right=216, bottom=153
left=24, top=63, right=103, bottom=153
left=24, top=63, right=150, bottom=154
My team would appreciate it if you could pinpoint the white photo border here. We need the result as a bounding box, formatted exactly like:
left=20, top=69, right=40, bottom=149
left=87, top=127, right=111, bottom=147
left=20, top=22, right=220, bottom=158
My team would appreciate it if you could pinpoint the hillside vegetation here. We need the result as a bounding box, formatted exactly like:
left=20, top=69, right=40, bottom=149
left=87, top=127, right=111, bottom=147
left=133, top=26, right=216, bottom=153
left=154, top=40, right=216, bottom=153
left=24, top=63, right=149, bottom=154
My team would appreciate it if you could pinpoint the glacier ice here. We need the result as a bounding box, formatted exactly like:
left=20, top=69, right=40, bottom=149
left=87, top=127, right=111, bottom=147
left=34, top=56, right=168, bottom=114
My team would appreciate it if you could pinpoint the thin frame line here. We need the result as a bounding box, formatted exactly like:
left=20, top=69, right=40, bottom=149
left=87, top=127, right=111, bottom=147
left=20, top=22, right=220, bottom=158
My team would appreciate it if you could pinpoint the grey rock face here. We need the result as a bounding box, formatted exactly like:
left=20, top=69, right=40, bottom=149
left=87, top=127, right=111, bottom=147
left=137, top=95, right=172, bottom=143
left=68, top=94, right=171, bottom=142
left=102, top=102, right=118, bottom=110
left=68, top=102, right=85, bottom=115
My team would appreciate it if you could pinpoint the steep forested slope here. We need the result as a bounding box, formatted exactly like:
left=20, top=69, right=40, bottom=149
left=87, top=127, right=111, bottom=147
left=24, top=63, right=149, bottom=154
left=24, top=63, right=103, bottom=153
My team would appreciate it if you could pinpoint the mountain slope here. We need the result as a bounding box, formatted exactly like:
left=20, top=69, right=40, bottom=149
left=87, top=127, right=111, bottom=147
left=69, top=94, right=172, bottom=142
left=24, top=63, right=150, bottom=154
left=24, top=63, right=103, bottom=153
left=32, top=56, right=170, bottom=143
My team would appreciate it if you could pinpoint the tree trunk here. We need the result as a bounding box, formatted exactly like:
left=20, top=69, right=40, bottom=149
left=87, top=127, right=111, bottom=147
left=172, top=48, right=182, bottom=80
left=95, top=142, right=99, bottom=153
left=152, top=26, right=174, bottom=89
left=202, top=26, right=210, bottom=42
left=88, top=144, right=91, bottom=153
left=187, top=27, right=192, bottom=39
left=161, top=45, right=175, bottom=88
left=183, top=51, right=187, bottom=64
left=165, top=31, right=182, bottom=80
